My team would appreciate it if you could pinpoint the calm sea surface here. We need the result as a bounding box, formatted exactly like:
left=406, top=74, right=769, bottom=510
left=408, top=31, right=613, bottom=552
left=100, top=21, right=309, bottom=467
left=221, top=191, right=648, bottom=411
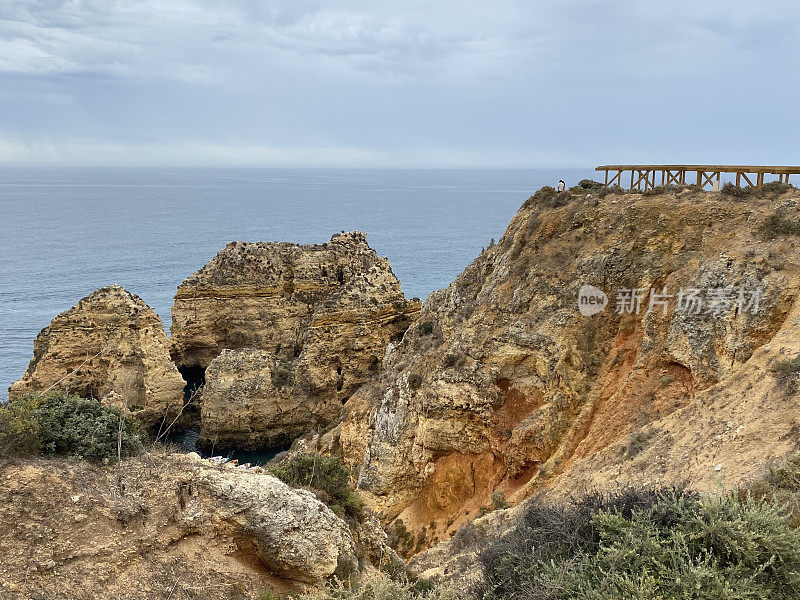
left=0, top=167, right=594, bottom=400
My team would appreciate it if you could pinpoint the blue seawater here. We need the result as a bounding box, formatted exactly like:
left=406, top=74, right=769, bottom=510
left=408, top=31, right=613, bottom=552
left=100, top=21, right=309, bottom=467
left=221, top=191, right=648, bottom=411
left=0, top=167, right=594, bottom=399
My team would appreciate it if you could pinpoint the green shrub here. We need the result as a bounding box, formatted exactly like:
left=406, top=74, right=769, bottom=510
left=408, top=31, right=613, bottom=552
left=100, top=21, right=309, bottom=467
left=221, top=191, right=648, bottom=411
left=0, top=397, right=42, bottom=457
left=270, top=454, right=364, bottom=521
left=641, top=185, right=671, bottom=196
left=578, top=179, right=603, bottom=191
left=271, top=363, right=292, bottom=388
left=621, top=428, right=655, bottom=460
left=418, top=321, right=435, bottom=336
left=770, top=355, right=800, bottom=395
left=443, top=354, right=460, bottom=368
left=523, top=186, right=571, bottom=209
left=387, top=518, right=415, bottom=557
left=302, top=573, right=456, bottom=600
left=598, top=185, right=626, bottom=198
left=764, top=456, right=800, bottom=492
left=477, top=487, right=800, bottom=600
left=491, top=490, right=510, bottom=510
left=408, top=373, right=424, bottom=391
left=759, top=213, right=800, bottom=239
left=33, top=392, right=144, bottom=461
left=721, top=182, right=752, bottom=198
left=0, top=392, right=143, bottom=461
left=763, top=181, right=794, bottom=194
left=771, top=355, right=800, bottom=377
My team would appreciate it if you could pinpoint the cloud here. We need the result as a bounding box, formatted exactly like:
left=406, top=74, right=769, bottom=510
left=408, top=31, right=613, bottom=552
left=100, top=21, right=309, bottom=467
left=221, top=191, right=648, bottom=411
left=0, top=0, right=798, bottom=167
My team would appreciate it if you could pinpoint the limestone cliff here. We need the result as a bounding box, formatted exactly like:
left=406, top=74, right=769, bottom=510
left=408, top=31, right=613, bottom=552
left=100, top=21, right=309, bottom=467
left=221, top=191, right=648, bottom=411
left=170, top=231, right=420, bottom=450
left=9, top=285, right=184, bottom=429
left=338, top=185, right=800, bottom=549
left=0, top=454, right=361, bottom=599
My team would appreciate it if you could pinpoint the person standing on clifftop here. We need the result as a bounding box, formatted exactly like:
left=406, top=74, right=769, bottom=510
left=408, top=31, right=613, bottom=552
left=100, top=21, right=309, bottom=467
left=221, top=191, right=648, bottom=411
left=557, top=180, right=566, bottom=192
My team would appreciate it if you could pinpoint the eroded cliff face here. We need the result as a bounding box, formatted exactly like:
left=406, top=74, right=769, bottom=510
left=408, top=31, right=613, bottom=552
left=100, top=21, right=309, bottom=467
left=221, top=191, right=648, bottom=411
left=338, top=186, right=800, bottom=549
left=170, top=231, right=420, bottom=450
left=9, top=285, right=184, bottom=429
left=0, top=454, right=362, bottom=599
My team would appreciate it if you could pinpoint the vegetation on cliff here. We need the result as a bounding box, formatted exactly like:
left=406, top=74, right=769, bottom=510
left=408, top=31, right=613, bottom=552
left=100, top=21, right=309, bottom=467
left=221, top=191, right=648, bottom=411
left=301, top=574, right=456, bottom=600
left=0, top=391, right=143, bottom=461
left=477, top=486, right=800, bottom=599
left=270, top=453, right=365, bottom=522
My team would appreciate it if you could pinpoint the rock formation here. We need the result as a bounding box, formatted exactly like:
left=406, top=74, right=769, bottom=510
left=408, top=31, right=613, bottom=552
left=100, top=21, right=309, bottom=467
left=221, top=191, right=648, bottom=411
left=170, top=231, right=420, bottom=449
left=336, top=185, right=800, bottom=550
left=0, top=454, right=359, bottom=599
left=9, top=285, right=184, bottom=429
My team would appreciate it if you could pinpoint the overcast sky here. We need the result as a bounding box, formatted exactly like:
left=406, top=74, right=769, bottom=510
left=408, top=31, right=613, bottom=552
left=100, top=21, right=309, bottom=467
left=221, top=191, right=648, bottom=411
left=0, top=1, right=798, bottom=168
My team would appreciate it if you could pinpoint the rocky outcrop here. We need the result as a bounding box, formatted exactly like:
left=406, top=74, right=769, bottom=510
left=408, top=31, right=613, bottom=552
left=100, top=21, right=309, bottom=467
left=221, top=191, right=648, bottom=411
left=0, top=454, right=359, bottom=599
left=548, top=285, right=800, bottom=498
left=170, top=231, right=419, bottom=450
left=200, top=348, right=341, bottom=450
left=9, top=285, right=184, bottom=428
left=337, top=186, right=800, bottom=550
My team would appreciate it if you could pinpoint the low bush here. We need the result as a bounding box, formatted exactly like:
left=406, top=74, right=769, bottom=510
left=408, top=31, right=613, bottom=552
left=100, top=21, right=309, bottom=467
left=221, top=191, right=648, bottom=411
left=387, top=518, right=416, bottom=557
left=743, top=457, right=800, bottom=527
left=597, top=185, right=626, bottom=198
left=721, top=182, right=753, bottom=197
left=270, top=453, right=364, bottom=521
left=770, top=355, right=800, bottom=394
left=443, top=354, right=460, bottom=368
left=759, top=213, right=800, bottom=239
left=0, top=392, right=143, bottom=461
left=491, top=490, right=510, bottom=510
left=771, top=355, right=800, bottom=377
left=764, top=181, right=794, bottom=194
left=271, top=363, right=292, bottom=388
left=0, top=396, right=42, bottom=457
left=577, top=179, right=603, bottom=191
left=418, top=321, right=435, bottom=336
left=408, top=373, right=425, bottom=391
left=301, top=573, right=456, bottom=600
left=641, top=185, right=670, bottom=196
left=523, top=186, right=571, bottom=209
left=477, top=486, right=800, bottom=600
left=620, top=428, right=655, bottom=460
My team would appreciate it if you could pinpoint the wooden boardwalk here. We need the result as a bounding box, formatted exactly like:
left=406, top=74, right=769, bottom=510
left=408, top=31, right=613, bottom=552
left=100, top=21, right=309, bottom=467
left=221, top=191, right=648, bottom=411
left=596, top=165, right=800, bottom=191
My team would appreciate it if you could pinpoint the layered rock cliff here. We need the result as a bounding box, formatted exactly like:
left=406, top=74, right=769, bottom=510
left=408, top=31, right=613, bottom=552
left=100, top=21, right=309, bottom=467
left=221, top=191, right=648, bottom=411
left=9, top=285, right=184, bottom=429
left=0, top=453, right=361, bottom=599
left=337, top=185, right=800, bottom=549
left=170, top=231, right=420, bottom=450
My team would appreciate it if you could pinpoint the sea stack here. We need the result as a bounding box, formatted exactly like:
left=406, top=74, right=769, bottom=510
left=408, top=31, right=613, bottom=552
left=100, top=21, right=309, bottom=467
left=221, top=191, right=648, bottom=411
left=9, top=285, right=185, bottom=429
left=170, top=231, right=420, bottom=449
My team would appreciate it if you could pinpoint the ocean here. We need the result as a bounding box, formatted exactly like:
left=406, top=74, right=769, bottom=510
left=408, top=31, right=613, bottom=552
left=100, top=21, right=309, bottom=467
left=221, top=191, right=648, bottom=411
left=0, top=167, right=594, bottom=400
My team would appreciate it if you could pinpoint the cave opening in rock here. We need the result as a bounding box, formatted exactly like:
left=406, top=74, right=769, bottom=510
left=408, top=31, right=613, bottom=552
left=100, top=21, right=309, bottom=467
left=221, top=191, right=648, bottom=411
left=179, top=365, right=206, bottom=400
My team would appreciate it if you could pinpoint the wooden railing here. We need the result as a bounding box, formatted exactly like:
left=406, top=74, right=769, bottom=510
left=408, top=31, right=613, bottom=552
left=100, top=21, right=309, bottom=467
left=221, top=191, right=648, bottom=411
left=596, top=165, right=799, bottom=191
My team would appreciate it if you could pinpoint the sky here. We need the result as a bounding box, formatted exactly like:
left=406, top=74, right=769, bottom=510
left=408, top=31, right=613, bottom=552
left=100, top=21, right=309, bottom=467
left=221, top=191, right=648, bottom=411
left=0, top=1, right=798, bottom=168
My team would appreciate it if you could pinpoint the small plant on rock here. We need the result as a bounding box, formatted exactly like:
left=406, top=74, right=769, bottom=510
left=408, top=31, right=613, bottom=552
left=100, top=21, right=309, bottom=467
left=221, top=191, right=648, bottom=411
left=270, top=453, right=364, bottom=521
left=417, top=321, right=435, bottom=336
left=271, top=363, right=292, bottom=388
